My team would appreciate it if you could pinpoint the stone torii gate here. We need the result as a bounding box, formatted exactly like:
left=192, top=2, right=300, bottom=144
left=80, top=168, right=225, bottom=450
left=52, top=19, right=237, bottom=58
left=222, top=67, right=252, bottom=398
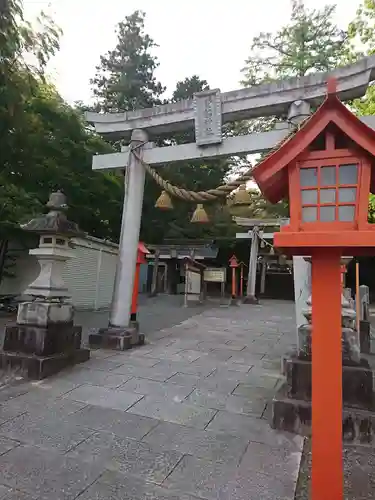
left=86, top=56, right=375, bottom=344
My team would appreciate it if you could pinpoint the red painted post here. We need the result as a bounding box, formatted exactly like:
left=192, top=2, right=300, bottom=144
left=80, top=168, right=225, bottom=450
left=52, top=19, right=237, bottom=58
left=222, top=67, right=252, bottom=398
left=229, top=255, right=239, bottom=300
left=130, top=242, right=149, bottom=324
left=311, top=250, right=343, bottom=500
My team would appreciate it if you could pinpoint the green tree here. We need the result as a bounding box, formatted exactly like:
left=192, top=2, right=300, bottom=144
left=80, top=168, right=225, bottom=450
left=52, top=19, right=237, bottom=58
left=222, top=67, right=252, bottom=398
left=91, top=10, right=165, bottom=113
left=242, top=0, right=348, bottom=85
left=240, top=0, right=354, bottom=217
left=0, top=0, right=126, bottom=286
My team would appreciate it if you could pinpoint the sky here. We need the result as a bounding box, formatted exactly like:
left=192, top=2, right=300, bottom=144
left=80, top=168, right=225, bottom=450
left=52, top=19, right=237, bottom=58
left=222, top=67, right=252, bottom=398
left=23, top=0, right=362, bottom=105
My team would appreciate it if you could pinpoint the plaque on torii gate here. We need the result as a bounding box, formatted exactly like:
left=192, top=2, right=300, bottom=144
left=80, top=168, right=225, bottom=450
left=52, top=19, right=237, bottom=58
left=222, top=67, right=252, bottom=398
left=85, top=56, right=375, bottom=347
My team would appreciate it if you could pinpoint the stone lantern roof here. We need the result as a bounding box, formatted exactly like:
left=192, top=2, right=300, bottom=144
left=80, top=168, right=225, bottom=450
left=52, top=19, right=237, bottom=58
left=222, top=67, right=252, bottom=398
left=21, top=191, right=82, bottom=237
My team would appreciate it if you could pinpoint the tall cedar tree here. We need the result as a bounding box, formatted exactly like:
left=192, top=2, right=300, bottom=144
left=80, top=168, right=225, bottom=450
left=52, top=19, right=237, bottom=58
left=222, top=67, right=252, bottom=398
left=91, top=10, right=165, bottom=112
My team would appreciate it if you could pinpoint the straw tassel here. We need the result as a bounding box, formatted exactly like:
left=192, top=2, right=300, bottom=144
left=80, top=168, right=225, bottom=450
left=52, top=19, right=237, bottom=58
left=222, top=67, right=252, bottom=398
left=155, top=190, right=173, bottom=210
left=191, top=204, right=209, bottom=223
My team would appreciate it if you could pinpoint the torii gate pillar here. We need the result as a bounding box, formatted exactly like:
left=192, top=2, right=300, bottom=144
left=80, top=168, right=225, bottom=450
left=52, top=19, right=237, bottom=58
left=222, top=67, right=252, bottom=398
left=89, top=129, right=149, bottom=350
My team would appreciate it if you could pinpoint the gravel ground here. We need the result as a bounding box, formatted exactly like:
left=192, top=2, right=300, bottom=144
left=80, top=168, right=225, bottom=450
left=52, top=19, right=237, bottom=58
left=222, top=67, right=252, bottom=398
left=295, top=438, right=375, bottom=499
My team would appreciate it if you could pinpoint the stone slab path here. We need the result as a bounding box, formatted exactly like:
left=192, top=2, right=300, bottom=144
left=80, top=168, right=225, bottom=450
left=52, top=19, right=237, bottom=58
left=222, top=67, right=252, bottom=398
left=0, top=300, right=303, bottom=499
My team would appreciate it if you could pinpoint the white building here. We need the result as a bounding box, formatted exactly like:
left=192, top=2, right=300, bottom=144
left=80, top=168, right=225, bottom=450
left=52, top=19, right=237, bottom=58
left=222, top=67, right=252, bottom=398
left=0, top=235, right=119, bottom=310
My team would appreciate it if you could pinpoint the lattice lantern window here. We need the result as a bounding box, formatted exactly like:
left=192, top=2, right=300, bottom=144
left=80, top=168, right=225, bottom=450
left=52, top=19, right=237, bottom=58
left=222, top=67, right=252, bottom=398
left=299, top=161, right=359, bottom=226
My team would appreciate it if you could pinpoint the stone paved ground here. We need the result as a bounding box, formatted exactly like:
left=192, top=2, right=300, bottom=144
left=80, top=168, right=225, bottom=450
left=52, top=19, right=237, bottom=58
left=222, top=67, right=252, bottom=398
left=295, top=438, right=375, bottom=500
left=0, top=299, right=303, bottom=499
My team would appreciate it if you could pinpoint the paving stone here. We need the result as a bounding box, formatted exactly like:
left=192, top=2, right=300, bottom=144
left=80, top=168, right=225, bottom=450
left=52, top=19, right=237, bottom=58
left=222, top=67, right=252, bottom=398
left=207, top=411, right=304, bottom=449
left=185, top=388, right=229, bottom=411
left=0, top=403, right=25, bottom=425
left=0, top=435, right=20, bottom=456
left=2, top=394, right=86, bottom=418
left=229, top=370, right=281, bottom=389
left=0, top=444, right=104, bottom=499
left=112, top=365, right=178, bottom=382
left=0, top=487, right=36, bottom=499
left=186, top=389, right=267, bottom=416
left=218, top=468, right=297, bottom=500
left=24, top=379, right=81, bottom=398
left=68, top=431, right=182, bottom=484
left=0, top=412, right=94, bottom=453
left=221, top=361, right=253, bottom=373
left=166, top=372, right=201, bottom=386
left=119, top=377, right=193, bottom=402
left=143, top=421, right=247, bottom=463
left=153, top=360, right=216, bottom=378
left=107, top=355, right=160, bottom=368
left=164, top=454, right=238, bottom=499
left=195, top=376, right=239, bottom=395
left=80, top=358, right=125, bottom=372
left=78, top=469, right=201, bottom=500
left=208, top=368, right=260, bottom=384
left=55, top=367, right=133, bottom=389
left=127, top=396, right=217, bottom=429
left=67, top=404, right=159, bottom=440
left=225, top=394, right=269, bottom=416
left=0, top=485, right=9, bottom=498
left=142, top=347, right=185, bottom=360
left=240, top=441, right=302, bottom=482
left=229, top=353, right=265, bottom=364
left=173, top=349, right=204, bottom=362
left=65, top=384, right=143, bottom=411
left=232, top=383, right=275, bottom=400
left=0, top=384, right=30, bottom=404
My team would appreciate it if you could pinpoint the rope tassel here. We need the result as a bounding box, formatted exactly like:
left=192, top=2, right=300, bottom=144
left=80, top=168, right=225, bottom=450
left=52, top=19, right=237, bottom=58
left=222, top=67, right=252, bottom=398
left=155, top=190, right=173, bottom=210
left=191, top=204, right=209, bottom=223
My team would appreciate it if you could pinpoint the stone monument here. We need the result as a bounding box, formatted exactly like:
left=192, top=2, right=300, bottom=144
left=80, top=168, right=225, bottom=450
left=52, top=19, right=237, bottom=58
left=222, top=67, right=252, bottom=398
left=0, top=191, right=90, bottom=379
left=273, top=257, right=375, bottom=443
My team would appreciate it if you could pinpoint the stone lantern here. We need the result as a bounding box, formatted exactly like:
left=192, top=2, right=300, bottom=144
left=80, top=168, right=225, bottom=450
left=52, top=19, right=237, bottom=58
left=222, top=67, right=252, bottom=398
left=0, top=191, right=90, bottom=379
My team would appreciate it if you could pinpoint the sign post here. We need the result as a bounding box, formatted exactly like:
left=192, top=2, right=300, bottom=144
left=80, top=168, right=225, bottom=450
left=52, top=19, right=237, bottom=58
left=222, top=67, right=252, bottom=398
left=238, top=261, right=246, bottom=297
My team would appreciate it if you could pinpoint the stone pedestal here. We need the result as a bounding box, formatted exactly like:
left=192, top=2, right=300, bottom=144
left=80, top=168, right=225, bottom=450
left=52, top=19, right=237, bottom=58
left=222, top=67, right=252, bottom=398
left=271, top=271, right=375, bottom=444
left=0, top=191, right=90, bottom=379
left=89, top=326, right=144, bottom=351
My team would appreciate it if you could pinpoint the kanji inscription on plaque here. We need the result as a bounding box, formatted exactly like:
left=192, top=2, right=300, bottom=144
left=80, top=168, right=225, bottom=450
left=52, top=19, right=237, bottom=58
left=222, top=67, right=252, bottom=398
left=194, top=89, right=222, bottom=146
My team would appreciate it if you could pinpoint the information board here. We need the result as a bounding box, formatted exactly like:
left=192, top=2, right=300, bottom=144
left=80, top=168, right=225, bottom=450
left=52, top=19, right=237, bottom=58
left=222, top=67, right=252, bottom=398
left=203, top=268, right=226, bottom=283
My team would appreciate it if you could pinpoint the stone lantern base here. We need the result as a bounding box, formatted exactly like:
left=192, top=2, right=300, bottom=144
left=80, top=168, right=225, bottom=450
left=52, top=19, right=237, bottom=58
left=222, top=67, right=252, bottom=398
left=0, top=301, right=90, bottom=379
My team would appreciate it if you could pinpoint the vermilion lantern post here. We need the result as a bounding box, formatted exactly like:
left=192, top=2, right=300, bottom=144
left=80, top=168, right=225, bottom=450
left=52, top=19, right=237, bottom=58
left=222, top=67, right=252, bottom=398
left=130, top=242, right=149, bottom=328
left=252, top=78, right=375, bottom=500
left=229, top=255, right=239, bottom=301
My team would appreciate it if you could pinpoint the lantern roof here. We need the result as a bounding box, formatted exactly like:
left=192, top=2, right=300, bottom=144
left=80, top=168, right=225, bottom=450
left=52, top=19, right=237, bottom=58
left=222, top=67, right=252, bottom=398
left=252, top=78, right=375, bottom=204
left=138, top=242, right=149, bottom=255
left=21, top=191, right=82, bottom=237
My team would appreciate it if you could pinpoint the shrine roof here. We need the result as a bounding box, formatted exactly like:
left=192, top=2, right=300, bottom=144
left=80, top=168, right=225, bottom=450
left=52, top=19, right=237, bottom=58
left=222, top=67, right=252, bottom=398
left=252, top=79, right=375, bottom=204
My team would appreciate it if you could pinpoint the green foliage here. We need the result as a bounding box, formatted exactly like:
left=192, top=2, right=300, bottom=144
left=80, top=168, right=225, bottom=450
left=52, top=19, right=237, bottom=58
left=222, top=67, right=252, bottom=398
left=0, top=0, right=125, bottom=286
left=242, top=0, right=348, bottom=85
left=90, top=11, right=240, bottom=244
left=91, top=10, right=165, bottom=113
left=348, top=0, right=375, bottom=55
left=239, top=0, right=358, bottom=217
left=369, top=194, right=375, bottom=223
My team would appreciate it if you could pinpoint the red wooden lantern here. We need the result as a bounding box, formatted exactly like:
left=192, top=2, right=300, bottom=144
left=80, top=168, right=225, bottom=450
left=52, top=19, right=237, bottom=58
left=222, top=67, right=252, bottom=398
left=228, top=255, right=239, bottom=268
left=252, top=78, right=375, bottom=500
